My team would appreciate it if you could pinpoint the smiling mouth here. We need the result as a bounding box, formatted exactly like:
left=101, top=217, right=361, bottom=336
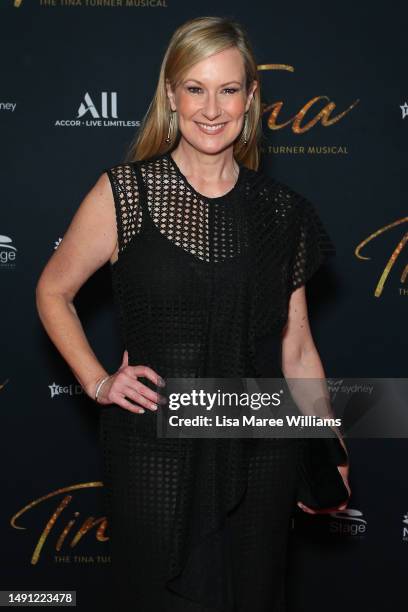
left=195, top=121, right=228, bottom=133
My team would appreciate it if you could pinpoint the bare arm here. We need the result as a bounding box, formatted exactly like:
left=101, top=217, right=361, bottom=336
left=281, top=286, right=350, bottom=513
left=281, top=285, right=348, bottom=460
left=35, top=172, right=118, bottom=398
left=281, top=285, right=324, bottom=379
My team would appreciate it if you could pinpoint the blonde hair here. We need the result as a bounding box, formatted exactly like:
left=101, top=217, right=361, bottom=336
left=124, top=15, right=263, bottom=171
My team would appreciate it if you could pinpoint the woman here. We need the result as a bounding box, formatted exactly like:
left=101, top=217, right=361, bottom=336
left=36, top=15, right=350, bottom=612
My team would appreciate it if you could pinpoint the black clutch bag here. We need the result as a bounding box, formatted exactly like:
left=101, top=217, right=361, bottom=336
left=296, top=433, right=350, bottom=511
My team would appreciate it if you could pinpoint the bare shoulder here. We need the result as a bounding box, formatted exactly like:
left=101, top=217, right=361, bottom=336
left=92, top=169, right=114, bottom=201
left=35, top=167, right=120, bottom=301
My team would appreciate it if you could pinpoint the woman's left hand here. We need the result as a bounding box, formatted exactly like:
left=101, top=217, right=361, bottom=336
left=297, top=462, right=351, bottom=515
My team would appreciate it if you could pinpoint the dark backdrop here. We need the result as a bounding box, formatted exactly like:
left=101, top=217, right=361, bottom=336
left=1, top=1, right=406, bottom=610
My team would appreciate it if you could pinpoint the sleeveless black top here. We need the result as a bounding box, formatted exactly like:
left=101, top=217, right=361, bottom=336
left=108, top=151, right=334, bottom=380
left=99, top=150, right=336, bottom=610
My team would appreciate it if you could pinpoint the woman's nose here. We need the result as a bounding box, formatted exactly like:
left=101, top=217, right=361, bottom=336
left=201, top=93, right=223, bottom=120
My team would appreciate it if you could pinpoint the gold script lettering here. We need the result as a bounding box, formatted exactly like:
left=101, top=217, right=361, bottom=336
left=257, top=64, right=359, bottom=133
left=10, top=482, right=108, bottom=564
left=355, top=217, right=408, bottom=296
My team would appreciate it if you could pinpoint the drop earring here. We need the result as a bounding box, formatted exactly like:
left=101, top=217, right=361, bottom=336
left=165, top=110, right=176, bottom=144
left=240, top=112, right=249, bottom=145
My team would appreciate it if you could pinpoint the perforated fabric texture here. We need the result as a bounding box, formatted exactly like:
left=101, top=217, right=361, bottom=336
left=97, top=151, right=336, bottom=611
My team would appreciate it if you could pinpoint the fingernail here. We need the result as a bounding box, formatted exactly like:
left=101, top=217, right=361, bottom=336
left=139, top=408, right=145, bottom=414
left=158, top=377, right=166, bottom=387
left=151, top=404, right=158, bottom=411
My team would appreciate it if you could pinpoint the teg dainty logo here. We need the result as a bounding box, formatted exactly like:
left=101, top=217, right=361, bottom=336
left=48, top=382, right=84, bottom=398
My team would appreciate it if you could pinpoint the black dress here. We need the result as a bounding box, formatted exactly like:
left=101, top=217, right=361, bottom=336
left=98, top=151, right=336, bottom=612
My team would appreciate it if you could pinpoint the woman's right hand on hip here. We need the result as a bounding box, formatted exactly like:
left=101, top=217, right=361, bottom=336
left=95, top=350, right=167, bottom=413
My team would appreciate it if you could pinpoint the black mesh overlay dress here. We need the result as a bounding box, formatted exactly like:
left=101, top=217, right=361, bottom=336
left=98, top=151, right=336, bottom=612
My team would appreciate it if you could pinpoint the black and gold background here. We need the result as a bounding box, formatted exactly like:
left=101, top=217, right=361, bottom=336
left=1, top=1, right=407, bottom=610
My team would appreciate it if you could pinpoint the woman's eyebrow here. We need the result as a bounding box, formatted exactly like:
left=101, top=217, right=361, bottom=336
left=183, top=79, right=242, bottom=86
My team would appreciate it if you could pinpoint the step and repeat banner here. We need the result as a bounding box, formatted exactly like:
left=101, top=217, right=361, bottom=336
left=1, top=1, right=406, bottom=610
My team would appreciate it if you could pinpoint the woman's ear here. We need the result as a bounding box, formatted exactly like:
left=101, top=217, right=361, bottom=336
left=246, top=80, right=258, bottom=111
left=165, top=78, right=176, bottom=112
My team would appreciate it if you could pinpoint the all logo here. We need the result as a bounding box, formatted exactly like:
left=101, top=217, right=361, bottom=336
left=77, top=92, right=118, bottom=119
left=54, top=91, right=139, bottom=128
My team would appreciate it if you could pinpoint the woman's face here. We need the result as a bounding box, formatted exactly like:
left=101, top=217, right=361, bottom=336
left=166, top=46, right=257, bottom=154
